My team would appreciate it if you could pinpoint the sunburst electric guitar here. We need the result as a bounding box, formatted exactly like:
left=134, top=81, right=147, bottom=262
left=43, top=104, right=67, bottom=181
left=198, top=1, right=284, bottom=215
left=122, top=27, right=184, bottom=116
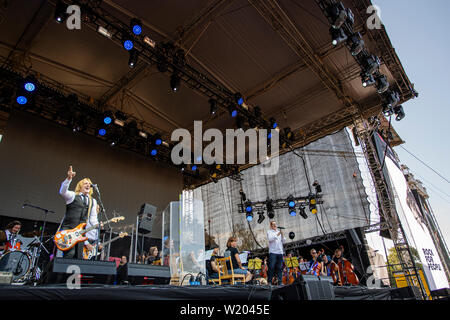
left=54, top=216, right=124, bottom=251
left=83, top=232, right=128, bottom=260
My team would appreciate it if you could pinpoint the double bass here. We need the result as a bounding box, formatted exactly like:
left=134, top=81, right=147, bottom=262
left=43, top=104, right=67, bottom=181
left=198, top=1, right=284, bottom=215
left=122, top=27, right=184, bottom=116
left=331, top=257, right=359, bottom=285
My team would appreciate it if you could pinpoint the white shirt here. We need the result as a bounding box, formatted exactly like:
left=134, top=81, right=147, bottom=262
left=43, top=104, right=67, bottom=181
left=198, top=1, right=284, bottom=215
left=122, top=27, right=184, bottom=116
left=59, top=178, right=99, bottom=245
left=267, top=228, right=286, bottom=254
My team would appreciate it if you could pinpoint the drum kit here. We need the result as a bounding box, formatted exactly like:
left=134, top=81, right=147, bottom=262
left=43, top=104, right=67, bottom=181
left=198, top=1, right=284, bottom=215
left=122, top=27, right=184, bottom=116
left=0, top=233, right=46, bottom=284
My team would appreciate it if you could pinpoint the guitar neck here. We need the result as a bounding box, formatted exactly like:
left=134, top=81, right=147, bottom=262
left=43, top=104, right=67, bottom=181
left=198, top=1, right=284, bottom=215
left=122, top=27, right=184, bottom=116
left=100, top=235, right=123, bottom=247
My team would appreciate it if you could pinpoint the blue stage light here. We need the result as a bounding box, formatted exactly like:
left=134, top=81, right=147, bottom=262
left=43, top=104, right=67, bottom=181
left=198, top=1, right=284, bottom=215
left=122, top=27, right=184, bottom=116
left=132, top=25, right=142, bottom=35
left=246, top=215, right=253, bottom=222
left=123, top=40, right=133, bottom=50
left=290, top=210, right=297, bottom=216
left=192, top=165, right=197, bottom=171
left=16, top=96, right=27, bottom=105
left=272, top=122, right=278, bottom=129
left=24, top=82, right=35, bottom=92
left=231, top=110, right=237, bottom=117
left=150, top=149, right=157, bottom=156
left=155, top=138, right=162, bottom=146
left=268, top=132, right=272, bottom=139
left=103, top=117, right=112, bottom=125
left=288, top=201, right=295, bottom=208
left=98, top=129, right=106, bottom=136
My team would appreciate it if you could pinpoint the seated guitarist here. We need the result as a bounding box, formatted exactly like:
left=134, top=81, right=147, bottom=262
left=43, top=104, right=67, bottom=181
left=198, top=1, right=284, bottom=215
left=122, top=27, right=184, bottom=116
left=58, top=165, right=99, bottom=259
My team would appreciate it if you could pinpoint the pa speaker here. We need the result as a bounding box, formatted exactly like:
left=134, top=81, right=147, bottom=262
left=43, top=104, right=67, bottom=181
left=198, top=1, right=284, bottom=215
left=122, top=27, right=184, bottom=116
left=138, top=204, right=156, bottom=234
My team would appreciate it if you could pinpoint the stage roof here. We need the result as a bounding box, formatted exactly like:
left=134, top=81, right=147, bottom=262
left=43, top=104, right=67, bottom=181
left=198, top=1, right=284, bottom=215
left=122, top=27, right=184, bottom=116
left=0, top=0, right=415, bottom=184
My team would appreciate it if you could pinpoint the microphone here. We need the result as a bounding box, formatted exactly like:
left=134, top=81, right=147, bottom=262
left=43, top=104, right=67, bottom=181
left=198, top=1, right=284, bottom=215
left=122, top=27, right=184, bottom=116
left=90, top=184, right=98, bottom=188
left=278, top=227, right=286, bottom=229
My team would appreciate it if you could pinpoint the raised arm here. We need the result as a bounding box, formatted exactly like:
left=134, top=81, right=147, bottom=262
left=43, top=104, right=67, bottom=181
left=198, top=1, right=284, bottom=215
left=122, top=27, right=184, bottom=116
left=59, top=166, right=76, bottom=204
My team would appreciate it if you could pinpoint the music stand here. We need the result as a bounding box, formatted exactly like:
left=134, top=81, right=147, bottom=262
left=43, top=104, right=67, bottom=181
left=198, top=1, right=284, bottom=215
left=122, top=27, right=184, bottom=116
left=248, top=258, right=262, bottom=281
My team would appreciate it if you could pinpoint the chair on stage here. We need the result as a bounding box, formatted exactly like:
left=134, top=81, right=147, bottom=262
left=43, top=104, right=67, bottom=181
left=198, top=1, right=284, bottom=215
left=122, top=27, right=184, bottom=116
left=216, top=256, right=246, bottom=285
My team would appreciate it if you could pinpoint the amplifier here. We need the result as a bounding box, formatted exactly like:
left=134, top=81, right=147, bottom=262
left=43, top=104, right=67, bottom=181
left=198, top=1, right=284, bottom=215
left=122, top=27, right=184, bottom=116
left=0, top=271, right=13, bottom=285
left=272, top=275, right=335, bottom=300
left=53, top=258, right=117, bottom=275
left=126, top=263, right=170, bottom=284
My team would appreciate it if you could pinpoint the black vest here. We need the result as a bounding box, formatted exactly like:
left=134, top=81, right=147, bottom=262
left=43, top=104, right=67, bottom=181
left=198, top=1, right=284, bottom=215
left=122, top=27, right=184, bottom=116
left=62, top=194, right=89, bottom=229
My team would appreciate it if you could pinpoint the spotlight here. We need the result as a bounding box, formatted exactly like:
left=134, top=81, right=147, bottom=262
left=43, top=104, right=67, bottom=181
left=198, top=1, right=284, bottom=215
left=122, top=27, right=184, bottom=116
left=234, top=93, right=244, bottom=106
left=128, top=49, right=139, bottom=68
left=150, top=148, right=158, bottom=156
left=170, top=72, right=181, bottom=92
left=245, top=201, right=253, bottom=222
left=24, top=76, right=37, bottom=92
left=228, top=104, right=238, bottom=118
left=269, top=117, right=278, bottom=129
left=191, top=165, right=197, bottom=171
left=289, top=232, right=295, bottom=240
left=361, top=73, right=375, bottom=87
left=289, top=208, right=297, bottom=217
left=309, top=196, right=317, bottom=214
left=299, top=206, right=308, bottom=219
left=383, top=104, right=393, bottom=117
left=54, top=0, right=67, bottom=23
left=362, top=55, right=381, bottom=76
left=122, top=33, right=134, bottom=51
left=130, top=18, right=142, bottom=35
left=330, top=27, right=347, bottom=46
left=16, top=96, right=27, bottom=105
left=393, top=105, right=405, bottom=121
left=103, top=111, right=114, bottom=125
left=266, top=199, right=274, bottom=219
left=209, top=99, right=218, bottom=115
left=287, top=195, right=295, bottom=209
left=257, top=211, right=265, bottom=224
left=328, top=2, right=354, bottom=29
left=153, top=134, right=162, bottom=146
left=98, top=128, right=107, bottom=136
left=347, top=32, right=364, bottom=56
left=98, top=26, right=113, bottom=38
left=375, top=74, right=389, bottom=93
left=313, top=180, right=322, bottom=193
left=383, top=90, right=400, bottom=108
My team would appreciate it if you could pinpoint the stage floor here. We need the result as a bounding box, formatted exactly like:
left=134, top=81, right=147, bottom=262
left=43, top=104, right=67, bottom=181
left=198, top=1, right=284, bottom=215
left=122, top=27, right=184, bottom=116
left=0, top=284, right=275, bottom=300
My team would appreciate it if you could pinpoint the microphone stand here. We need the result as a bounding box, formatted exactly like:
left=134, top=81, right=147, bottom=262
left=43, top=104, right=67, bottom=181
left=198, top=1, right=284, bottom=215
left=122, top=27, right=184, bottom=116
left=22, top=203, right=54, bottom=283
left=93, top=185, right=109, bottom=260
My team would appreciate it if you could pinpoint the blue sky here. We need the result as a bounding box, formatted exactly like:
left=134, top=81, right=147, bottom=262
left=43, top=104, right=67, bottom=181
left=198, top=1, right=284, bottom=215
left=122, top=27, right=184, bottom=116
left=375, top=0, right=450, bottom=246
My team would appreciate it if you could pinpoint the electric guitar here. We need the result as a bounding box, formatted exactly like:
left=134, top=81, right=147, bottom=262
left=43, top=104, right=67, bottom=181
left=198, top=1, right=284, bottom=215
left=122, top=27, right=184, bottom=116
left=54, top=216, right=124, bottom=251
left=83, top=232, right=128, bottom=260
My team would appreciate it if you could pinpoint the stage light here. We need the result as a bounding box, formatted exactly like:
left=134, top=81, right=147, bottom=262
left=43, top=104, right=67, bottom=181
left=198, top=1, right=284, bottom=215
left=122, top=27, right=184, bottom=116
left=268, top=131, right=272, bottom=140
left=246, top=212, right=253, bottom=222
left=54, top=0, right=67, bottom=23
left=361, top=73, right=375, bottom=87
left=128, top=49, right=139, bottom=68
left=299, top=206, right=308, bottom=219
left=153, top=134, right=162, bottom=146
left=383, top=90, right=400, bottom=108
left=98, top=26, right=112, bottom=38
left=383, top=104, right=393, bottom=117
left=98, top=129, right=106, bottom=136
left=328, top=2, right=351, bottom=29
left=103, top=111, right=113, bottom=125
left=24, top=76, right=36, bottom=92
left=266, top=200, right=275, bottom=219
left=228, top=104, right=238, bottom=117
left=269, top=117, right=278, bottom=129
left=191, top=165, right=197, bottom=171
left=150, top=149, right=158, bottom=156
left=289, top=232, right=295, bottom=240
left=330, top=27, right=347, bottom=46
left=209, top=99, right=218, bottom=115
left=245, top=201, right=253, bottom=214
left=170, top=73, right=180, bottom=92
left=313, top=180, right=322, bottom=193
left=289, top=209, right=297, bottom=217
left=122, top=33, right=134, bottom=51
left=287, top=195, right=295, bottom=208
left=375, top=74, right=389, bottom=94
left=309, top=196, right=317, bottom=214
left=362, top=55, right=381, bottom=76
left=144, top=36, right=156, bottom=48
left=393, top=105, right=405, bottom=121
left=16, top=96, right=27, bottom=105
left=347, top=32, right=364, bottom=56
left=257, top=211, right=265, bottom=224
left=130, top=18, right=142, bottom=35
left=234, top=93, right=244, bottom=106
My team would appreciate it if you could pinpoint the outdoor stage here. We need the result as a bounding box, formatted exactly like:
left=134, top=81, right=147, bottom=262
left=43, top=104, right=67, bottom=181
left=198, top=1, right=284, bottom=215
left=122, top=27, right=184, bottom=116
left=0, top=283, right=415, bottom=300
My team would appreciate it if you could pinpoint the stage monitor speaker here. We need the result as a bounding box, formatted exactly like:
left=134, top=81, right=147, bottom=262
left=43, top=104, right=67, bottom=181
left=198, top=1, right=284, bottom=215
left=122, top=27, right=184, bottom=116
left=300, top=275, right=335, bottom=300
left=48, top=258, right=117, bottom=284
left=390, top=286, right=421, bottom=300
left=126, top=263, right=170, bottom=285
left=138, top=203, right=157, bottom=234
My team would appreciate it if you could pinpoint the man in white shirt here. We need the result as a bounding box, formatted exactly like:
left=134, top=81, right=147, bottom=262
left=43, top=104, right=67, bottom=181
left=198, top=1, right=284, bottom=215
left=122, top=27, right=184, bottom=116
left=0, top=220, right=22, bottom=254
left=267, top=221, right=286, bottom=285
left=58, top=165, right=99, bottom=259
